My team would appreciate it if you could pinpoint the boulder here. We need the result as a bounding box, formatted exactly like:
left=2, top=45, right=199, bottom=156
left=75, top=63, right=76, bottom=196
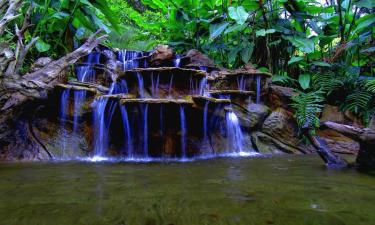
left=267, top=85, right=296, bottom=110
left=251, top=131, right=301, bottom=154
left=247, top=103, right=270, bottom=128
left=261, top=108, right=315, bottom=153
left=317, top=129, right=360, bottom=154
left=320, top=104, right=363, bottom=127
left=150, top=45, right=174, bottom=66
left=185, top=49, right=216, bottom=67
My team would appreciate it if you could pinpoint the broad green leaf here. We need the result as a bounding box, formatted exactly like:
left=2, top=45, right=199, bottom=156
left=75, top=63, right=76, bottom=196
left=224, top=23, right=248, bottom=34
left=283, top=35, right=315, bottom=53
left=312, top=61, right=331, bottom=67
left=228, top=6, right=248, bottom=25
left=229, top=47, right=241, bottom=64
left=241, top=43, right=254, bottom=63
left=209, top=22, right=230, bottom=39
left=352, top=14, right=375, bottom=34
left=35, top=39, right=51, bottom=52
left=256, top=29, right=276, bottom=37
left=288, top=56, right=304, bottom=65
left=299, top=74, right=311, bottom=90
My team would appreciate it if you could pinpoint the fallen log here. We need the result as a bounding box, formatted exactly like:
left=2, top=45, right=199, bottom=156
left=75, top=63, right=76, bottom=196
left=322, top=121, right=375, bottom=169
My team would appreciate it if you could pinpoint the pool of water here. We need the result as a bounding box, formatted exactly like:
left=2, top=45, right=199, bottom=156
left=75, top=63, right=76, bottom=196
left=0, top=155, right=374, bottom=225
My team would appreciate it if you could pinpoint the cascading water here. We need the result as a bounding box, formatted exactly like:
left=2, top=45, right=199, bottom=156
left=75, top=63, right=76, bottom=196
left=225, top=110, right=245, bottom=153
left=59, top=90, right=70, bottom=158
left=198, top=77, right=207, bottom=96
left=120, top=105, right=132, bottom=157
left=61, top=48, right=264, bottom=161
left=92, top=82, right=124, bottom=157
left=151, top=73, right=160, bottom=97
left=118, top=50, right=141, bottom=70
left=86, top=52, right=100, bottom=64
left=168, top=74, right=174, bottom=97
left=136, top=72, right=145, bottom=98
left=256, top=75, right=261, bottom=104
left=180, top=106, right=187, bottom=158
left=76, top=66, right=96, bottom=83
left=174, top=55, right=181, bottom=67
left=237, top=75, right=245, bottom=91
left=73, top=90, right=87, bottom=133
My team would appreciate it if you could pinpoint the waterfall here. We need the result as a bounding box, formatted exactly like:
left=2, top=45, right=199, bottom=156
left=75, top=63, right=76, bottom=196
left=142, top=104, right=149, bottom=157
left=120, top=105, right=132, bottom=157
left=136, top=72, right=144, bottom=98
left=86, top=52, right=100, bottom=64
left=237, top=75, right=245, bottom=90
left=203, top=102, right=209, bottom=140
left=256, top=75, right=261, bottom=104
left=225, top=111, right=245, bottom=153
left=92, top=82, right=123, bottom=157
left=76, top=66, right=95, bottom=83
left=168, top=74, right=174, bottom=97
left=93, top=97, right=109, bottom=157
left=59, top=90, right=70, bottom=158
left=180, top=106, right=187, bottom=158
left=174, top=55, right=181, bottom=67
left=198, top=77, right=207, bottom=96
left=118, top=50, right=140, bottom=71
left=73, top=90, right=87, bottom=133
left=151, top=73, right=160, bottom=97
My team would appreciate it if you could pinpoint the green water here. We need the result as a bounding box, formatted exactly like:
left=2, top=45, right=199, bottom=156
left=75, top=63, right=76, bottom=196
left=0, top=155, right=374, bottom=225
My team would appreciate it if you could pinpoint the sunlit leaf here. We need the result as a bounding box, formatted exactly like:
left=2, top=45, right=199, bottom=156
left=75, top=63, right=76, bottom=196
left=228, top=6, right=248, bottom=25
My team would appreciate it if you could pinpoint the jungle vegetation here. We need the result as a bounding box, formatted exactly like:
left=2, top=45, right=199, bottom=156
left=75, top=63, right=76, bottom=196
left=1, top=0, right=374, bottom=135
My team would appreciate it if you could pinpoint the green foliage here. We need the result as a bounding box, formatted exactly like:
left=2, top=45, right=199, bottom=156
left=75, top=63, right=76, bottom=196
left=291, top=90, right=325, bottom=135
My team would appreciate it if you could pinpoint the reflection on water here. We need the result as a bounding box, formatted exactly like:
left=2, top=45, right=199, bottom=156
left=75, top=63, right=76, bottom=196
left=0, top=155, right=374, bottom=225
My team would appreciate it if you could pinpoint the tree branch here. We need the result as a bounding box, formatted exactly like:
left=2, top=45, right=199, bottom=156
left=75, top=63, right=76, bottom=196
left=0, top=0, right=22, bottom=35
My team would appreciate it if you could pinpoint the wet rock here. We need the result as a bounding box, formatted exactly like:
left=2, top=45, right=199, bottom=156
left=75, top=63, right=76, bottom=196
left=251, top=131, right=300, bottom=154
left=231, top=103, right=270, bottom=130
left=317, top=129, right=359, bottom=154
left=185, top=49, right=216, bottom=68
left=247, top=103, right=270, bottom=129
left=261, top=108, right=315, bottom=153
left=150, top=45, right=173, bottom=66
